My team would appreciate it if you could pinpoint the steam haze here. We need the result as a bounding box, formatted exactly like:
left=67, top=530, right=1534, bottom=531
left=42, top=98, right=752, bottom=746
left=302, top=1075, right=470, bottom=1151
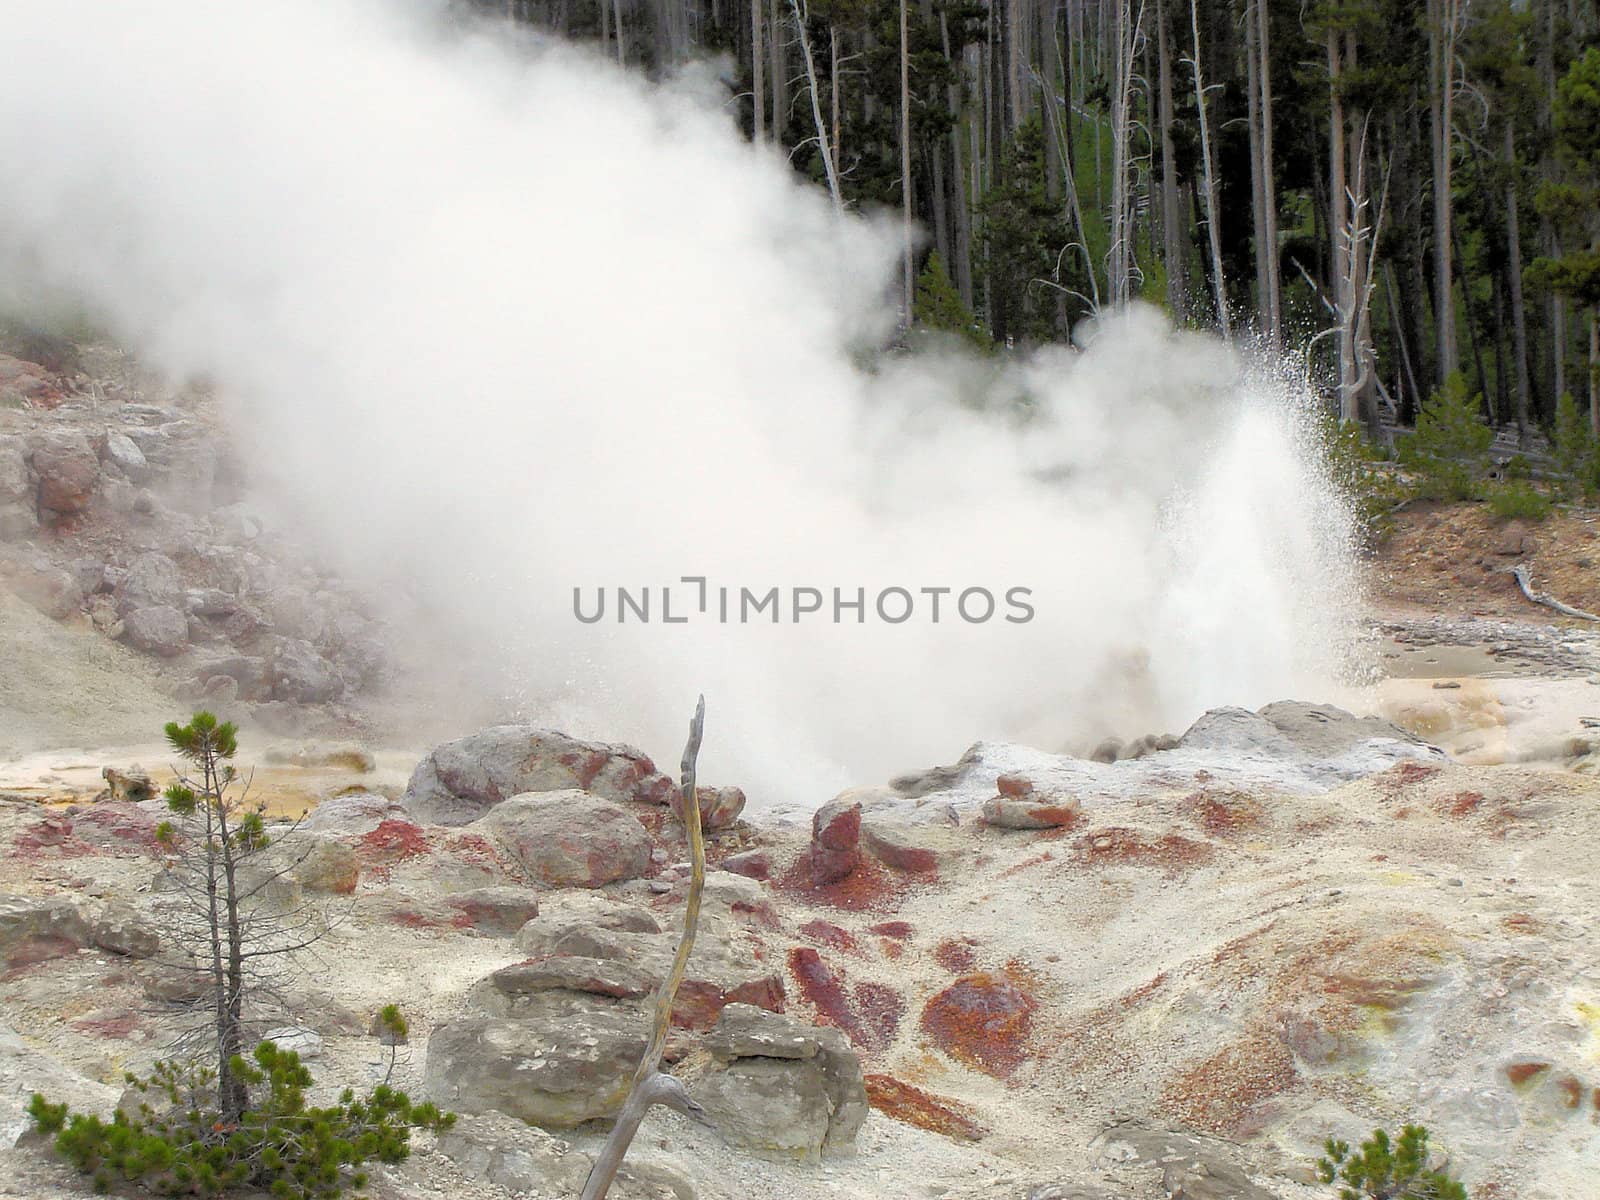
left=0, top=0, right=1360, bottom=805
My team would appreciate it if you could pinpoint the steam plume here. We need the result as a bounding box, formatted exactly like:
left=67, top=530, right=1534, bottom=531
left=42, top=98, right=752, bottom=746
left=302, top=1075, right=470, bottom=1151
left=0, top=0, right=1359, bottom=804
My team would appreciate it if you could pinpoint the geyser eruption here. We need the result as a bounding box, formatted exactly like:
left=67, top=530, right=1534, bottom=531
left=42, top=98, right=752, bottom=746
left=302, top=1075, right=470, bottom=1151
left=0, top=0, right=1358, bottom=804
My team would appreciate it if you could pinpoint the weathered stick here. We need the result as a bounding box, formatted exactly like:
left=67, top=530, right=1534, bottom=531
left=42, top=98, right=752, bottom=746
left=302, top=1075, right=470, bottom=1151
left=580, top=696, right=712, bottom=1200
left=1511, top=564, right=1600, bottom=623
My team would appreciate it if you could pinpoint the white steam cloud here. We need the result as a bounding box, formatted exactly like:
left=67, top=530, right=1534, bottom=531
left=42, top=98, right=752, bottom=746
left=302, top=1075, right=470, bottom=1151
left=0, top=0, right=1359, bottom=805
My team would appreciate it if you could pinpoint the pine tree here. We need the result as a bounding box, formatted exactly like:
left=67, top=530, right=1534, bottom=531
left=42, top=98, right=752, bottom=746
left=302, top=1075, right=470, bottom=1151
left=1400, top=371, right=1493, bottom=500
left=912, top=252, right=988, bottom=347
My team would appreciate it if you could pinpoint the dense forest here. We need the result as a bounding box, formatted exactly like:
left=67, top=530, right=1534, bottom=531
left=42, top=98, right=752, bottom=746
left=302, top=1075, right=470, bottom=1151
left=480, top=0, right=1600, bottom=442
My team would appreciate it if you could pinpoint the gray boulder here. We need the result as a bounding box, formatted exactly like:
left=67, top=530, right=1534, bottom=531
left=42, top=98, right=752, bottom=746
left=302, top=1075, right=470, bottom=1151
left=101, top=432, right=150, bottom=482
left=437, top=1109, right=692, bottom=1200
left=0, top=894, right=92, bottom=970
left=474, top=791, right=652, bottom=888
left=694, top=1004, right=868, bottom=1161
left=424, top=1012, right=645, bottom=1129
left=114, top=551, right=181, bottom=615
left=124, top=604, right=189, bottom=656
left=0, top=1025, right=118, bottom=1148
left=403, top=725, right=676, bottom=826
left=268, top=637, right=341, bottom=703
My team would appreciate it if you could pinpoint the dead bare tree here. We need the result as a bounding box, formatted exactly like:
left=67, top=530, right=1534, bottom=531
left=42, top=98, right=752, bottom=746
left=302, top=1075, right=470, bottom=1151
left=580, top=696, right=713, bottom=1200
left=1185, top=0, right=1229, bottom=337
left=150, top=712, right=340, bottom=1122
left=789, top=0, right=843, bottom=211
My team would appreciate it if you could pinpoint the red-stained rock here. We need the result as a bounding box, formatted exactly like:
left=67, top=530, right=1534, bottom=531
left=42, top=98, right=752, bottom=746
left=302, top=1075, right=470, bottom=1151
left=475, top=792, right=651, bottom=888
left=403, top=725, right=676, bottom=825
left=671, top=784, right=747, bottom=831
left=811, top=798, right=862, bottom=884
left=853, top=982, right=904, bottom=1049
left=799, top=919, right=860, bottom=955
left=995, top=773, right=1033, bottom=798
left=867, top=921, right=913, bottom=939
left=919, top=971, right=1037, bottom=1077
left=720, top=849, right=772, bottom=880
left=789, top=947, right=865, bottom=1045
left=865, top=1074, right=987, bottom=1141
left=983, top=796, right=1082, bottom=830
left=358, top=819, right=434, bottom=865
left=934, top=938, right=978, bottom=973
left=445, top=886, right=540, bottom=935
left=31, top=432, right=99, bottom=514
left=1506, top=1061, right=1550, bottom=1088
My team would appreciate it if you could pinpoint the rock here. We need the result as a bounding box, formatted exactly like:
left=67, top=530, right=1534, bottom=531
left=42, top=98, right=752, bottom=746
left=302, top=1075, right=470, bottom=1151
left=720, top=849, right=771, bottom=880
left=114, top=552, right=181, bottom=615
left=858, top=796, right=959, bottom=872
left=199, top=674, right=239, bottom=704
left=284, top=836, right=360, bottom=894
left=6, top=558, right=82, bottom=619
left=1089, top=736, right=1124, bottom=763
left=101, top=765, right=153, bottom=803
left=475, top=791, right=652, bottom=888
left=0, top=436, right=30, bottom=505
left=198, top=654, right=269, bottom=701
left=101, top=431, right=150, bottom=482
left=123, top=604, right=189, bottom=656
left=488, top=955, right=656, bottom=1001
left=1025, top=1187, right=1121, bottom=1200
left=267, top=637, right=341, bottom=703
left=287, top=744, right=375, bottom=772
left=671, top=784, right=747, bottom=831
left=695, top=1004, right=867, bottom=1161
left=1495, top=522, right=1532, bottom=556
left=138, top=951, right=210, bottom=1002
left=445, top=886, right=541, bottom=935
left=90, top=903, right=159, bottom=958
left=1091, top=1124, right=1275, bottom=1200
left=403, top=725, right=677, bottom=826
left=301, top=791, right=408, bottom=835
left=424, top=1012, right=645, bottom=1129
left=261, top=1026, right=323, bottom=1060
left=211, top=502, right=264, bottom=542
left=437, top=1110, right=693, bottom=1200
left=996, top=773, right=1033, bottom=797
left=983, top=796, right=1082, bottom=830
left=703, top=1000, right=829, bottom=1061
left=514, top=897, right=661, bottom=955
left=0, top=893, right=92, bottom=969
left=0, top=1024, right=119, bottom=1149
left=31, top=431, right=99, bottom=514
left=810, top=796, right=862, bottom=885
left=920, top=972, right=1037, bottom=1077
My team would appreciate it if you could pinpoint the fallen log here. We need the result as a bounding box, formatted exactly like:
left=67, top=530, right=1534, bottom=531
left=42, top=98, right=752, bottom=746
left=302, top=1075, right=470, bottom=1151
left=1510, top=564, right=1600, bottom=623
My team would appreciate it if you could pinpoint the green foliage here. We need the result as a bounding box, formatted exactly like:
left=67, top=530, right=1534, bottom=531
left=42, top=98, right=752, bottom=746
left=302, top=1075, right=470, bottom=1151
left=1483, top=482, right=1552, bottom=522
left=979, top=119, right=1075, bottom=344
left=1317, top=1125, right=1466, bottom=1200
left=912, top=252, right=989, bottom=348
left=29, top=1041, right=453, bottom=1200
left=375, top=1006, right=408, bottom=1043
left=1399, top=372, right=1493, bottom=501
left=1322, top=416, right=1410, bottom=543
left=1551, top=392, right=1598, bottom=497
left=165, top=712, right=239, bottom=763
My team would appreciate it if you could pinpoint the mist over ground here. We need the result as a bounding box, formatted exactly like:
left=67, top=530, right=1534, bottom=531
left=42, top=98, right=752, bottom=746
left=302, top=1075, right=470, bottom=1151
left=0, top=0, right=1358, bottom=805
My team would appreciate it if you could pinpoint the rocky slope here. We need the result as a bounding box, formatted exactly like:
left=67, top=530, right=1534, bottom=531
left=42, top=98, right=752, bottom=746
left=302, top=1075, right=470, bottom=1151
left=1, top=706, right=1595, bottom=1200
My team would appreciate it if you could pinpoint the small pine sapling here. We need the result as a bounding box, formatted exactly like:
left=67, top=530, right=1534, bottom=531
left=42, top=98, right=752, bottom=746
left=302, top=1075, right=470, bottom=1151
left=1318, top=1125, right=1467, bottom=1200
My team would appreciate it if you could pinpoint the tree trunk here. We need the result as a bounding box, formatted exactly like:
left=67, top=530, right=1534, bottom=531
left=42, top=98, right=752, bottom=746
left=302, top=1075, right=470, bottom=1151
left=751, top=0, right=765, bottom=138
left=1329, top=29, right=1354, bottom=421
left=1428, top=0, right=1459, bottom=381
left=769, top=0, right=785, bottom=142
left=1504, top=121, right=1531, bottom=438
left=942, top=11, right=974, bottom=307
left=1246, top=2, right=1269, bottom=341
left=1256, top=0, right=1280, bottom=344
left=1190, top=0, right=1228, bottom=336
left=1156, top=0, right=1185, bottom=321
left=1591, top=309, right=1600, bottom=437
left=900, top=0, right=914, bottom=321
left=790, top=0, right=842, bottom=209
